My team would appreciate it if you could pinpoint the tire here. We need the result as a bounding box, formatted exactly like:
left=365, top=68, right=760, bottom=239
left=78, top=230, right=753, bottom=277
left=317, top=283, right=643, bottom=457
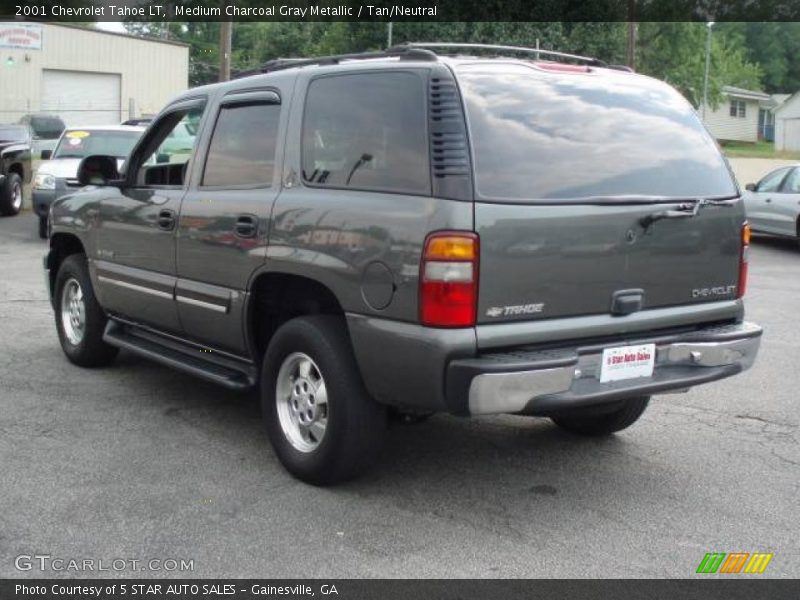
left=38, top=216, right=48, bottom=239
left=0, top=172, right=23, bottom=216
left=261, top=315, right=386, bottom=485
left=551, top=396, right=650, bottom=436
left=54, top=254, right=118, bottom=367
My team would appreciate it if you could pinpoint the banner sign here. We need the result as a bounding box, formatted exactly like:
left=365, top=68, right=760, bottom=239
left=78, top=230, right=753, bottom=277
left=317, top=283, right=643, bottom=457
left=0, top=23, right=43, bottom=50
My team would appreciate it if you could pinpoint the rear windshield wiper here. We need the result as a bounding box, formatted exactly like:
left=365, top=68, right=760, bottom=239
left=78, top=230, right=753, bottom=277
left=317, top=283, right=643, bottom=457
left=639, top=197, right=737, bottom=229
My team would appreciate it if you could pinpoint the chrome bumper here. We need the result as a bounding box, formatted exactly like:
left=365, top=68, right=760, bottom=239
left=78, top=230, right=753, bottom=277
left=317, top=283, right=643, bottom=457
left=446, top=322, right=762, bottom=416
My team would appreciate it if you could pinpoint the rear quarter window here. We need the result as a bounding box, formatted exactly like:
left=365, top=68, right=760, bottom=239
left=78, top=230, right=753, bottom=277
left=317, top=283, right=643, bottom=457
left=301, top=71, right=430, bottom=195
left=457, top=64, right=737, bottom=202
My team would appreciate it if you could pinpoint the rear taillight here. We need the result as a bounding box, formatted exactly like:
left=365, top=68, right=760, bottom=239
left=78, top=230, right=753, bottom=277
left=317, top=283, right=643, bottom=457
left=737, top=223, right=751, bottom=298
left=419, top=232, right=479, bottom=327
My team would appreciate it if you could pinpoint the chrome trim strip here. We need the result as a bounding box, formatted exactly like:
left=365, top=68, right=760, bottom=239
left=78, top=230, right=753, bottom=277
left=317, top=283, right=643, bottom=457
left=97, top=276, right=173, bottom=300
left=175, top=294, right=228, bottom=314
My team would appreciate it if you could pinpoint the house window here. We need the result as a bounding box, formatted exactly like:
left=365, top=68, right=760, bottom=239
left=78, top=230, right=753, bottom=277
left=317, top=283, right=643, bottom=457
left=729, top=99, right=746, bottom=118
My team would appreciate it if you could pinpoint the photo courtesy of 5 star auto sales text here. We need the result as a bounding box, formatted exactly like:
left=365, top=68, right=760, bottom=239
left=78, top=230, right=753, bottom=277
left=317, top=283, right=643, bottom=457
left=0, top=0, right=797, bottom=598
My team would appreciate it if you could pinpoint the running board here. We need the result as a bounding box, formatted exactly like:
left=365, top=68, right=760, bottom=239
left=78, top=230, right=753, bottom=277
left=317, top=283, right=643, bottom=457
left=103, top=320, right=256, bottom=390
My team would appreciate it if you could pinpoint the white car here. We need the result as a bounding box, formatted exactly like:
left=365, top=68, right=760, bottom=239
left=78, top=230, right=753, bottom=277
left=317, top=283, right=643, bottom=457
left=743, top=165, right=800, bottom=248
left=32, top=125, right=145, bottom=238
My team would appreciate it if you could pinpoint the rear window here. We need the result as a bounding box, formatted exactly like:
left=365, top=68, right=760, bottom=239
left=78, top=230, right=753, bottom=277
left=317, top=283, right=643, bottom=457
left=53, top=130, right=142, bottom=159
left=28, top=116, right=65, bottom=139
left=457, top=64, right=737, bottom=202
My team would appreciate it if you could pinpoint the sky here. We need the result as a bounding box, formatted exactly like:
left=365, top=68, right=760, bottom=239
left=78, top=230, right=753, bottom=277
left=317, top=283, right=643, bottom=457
left=95, top=22, right=127, bottom=33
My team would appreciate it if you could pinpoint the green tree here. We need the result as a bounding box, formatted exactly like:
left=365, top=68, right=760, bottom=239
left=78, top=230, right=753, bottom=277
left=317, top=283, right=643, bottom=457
left=636, top=22, right=762, bottom=108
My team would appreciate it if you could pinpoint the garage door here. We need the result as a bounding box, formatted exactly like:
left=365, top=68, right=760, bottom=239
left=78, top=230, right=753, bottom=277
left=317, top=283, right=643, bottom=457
left=783, top=119, right=800, bottom=152
left=41, top=70, right=121, bottom=127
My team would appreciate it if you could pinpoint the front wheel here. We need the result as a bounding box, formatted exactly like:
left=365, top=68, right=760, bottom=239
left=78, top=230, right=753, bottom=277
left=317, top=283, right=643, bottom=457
left=261, top=315, right=386, bottom=485
left=54, top=254, right=118, bottom=367
left=551, top=396, right=650, bottom=436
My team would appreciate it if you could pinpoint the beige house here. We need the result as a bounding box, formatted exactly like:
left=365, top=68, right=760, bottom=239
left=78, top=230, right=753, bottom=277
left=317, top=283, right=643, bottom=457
left=0, top=22, right=188, bottom=126
left=700, top=86, right=771, bottom=143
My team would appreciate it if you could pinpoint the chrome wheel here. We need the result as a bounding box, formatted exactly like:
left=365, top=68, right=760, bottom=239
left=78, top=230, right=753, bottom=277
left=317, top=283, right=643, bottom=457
left=275, top=352, right=328, bottom=453
left=11, top=181, right=22, bottom=211
left=60, top=277, right=86, bottom=345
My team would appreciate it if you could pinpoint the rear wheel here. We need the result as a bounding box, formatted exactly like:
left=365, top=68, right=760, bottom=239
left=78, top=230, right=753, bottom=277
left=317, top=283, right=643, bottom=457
left=54, top=254, right=118, bottom=367
left=261, top=315, right=386, bottom=485
left=0, top=172, right=23, bottom=216
left=551, top=396, right=650, bottom=436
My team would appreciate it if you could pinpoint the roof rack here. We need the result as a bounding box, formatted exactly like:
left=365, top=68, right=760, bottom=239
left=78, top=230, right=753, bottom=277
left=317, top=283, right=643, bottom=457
left=232, top=41, right=621, bottom=80
left=233, top=46, right=437, bottom=79
left=392, top=42, right=608, bottom=67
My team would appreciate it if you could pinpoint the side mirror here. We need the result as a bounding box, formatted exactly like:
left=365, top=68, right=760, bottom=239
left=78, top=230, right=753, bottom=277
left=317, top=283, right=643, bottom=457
left=745, top=183, right=757, bottom=192
left=156, top=152, right=170, bottom=164
left=77, top=155, right=122, bottom=187
left=40, top=149, right=52, bottom=160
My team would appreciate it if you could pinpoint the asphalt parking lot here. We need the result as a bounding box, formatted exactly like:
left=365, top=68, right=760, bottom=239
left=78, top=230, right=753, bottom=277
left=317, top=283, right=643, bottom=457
left=0, top=211, right=798, bottom=578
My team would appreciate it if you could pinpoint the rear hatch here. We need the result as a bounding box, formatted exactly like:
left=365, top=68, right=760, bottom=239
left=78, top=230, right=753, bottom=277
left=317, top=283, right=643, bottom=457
left=455, top=62, right=744, bottom=325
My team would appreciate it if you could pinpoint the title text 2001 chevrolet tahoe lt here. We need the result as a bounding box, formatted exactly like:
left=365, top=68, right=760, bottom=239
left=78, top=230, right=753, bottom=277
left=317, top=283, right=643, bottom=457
left=44, top=44, right=762, bottom=484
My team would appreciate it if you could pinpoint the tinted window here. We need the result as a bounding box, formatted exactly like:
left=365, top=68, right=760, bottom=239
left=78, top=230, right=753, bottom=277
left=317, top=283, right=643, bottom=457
left=28, top=116, right=65, bottom=139
left=457, top=64, right=738, bottom=202
left=53, top=130, right=142, bottom=159
left=758, top=167, right=791, bottom=193
left=302, top=72, right=429, bottom=195
left=203, top=102, right=280, bottom=187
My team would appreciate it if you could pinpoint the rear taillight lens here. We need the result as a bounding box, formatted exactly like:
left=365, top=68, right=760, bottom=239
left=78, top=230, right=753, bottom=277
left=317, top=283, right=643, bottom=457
left=737, top=223, right=751, bottom=298
left=419, top=232, right=478, bottom=327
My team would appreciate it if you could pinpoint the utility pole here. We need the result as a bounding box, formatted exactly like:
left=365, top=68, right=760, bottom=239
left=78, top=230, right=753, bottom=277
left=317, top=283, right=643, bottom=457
left=626, top=0, right=636, bottom=69
left=702, top=21, right=714, bottom=120
left=387, top=22, right=393, bottom=48
left=219, top=1, right=232, bottom=82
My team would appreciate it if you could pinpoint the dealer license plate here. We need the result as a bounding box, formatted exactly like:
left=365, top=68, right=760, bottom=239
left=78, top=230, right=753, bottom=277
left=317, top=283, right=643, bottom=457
left=599, top=344, right=656, bottom=383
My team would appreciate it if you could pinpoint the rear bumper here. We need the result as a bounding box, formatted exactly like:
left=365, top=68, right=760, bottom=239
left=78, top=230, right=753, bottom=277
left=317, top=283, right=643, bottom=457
left=446, top=321, right=762, bottom=416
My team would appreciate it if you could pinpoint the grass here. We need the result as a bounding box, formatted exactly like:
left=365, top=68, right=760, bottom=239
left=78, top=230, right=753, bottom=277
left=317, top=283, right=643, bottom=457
left=721, top=140, right=800, bottom=160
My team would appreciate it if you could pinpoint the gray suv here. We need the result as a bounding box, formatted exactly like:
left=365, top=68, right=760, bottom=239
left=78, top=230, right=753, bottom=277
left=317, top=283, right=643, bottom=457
left=44, top=44, right=762, bottom=485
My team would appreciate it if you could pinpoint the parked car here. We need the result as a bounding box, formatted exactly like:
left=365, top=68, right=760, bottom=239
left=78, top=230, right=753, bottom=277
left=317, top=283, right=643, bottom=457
left=0, top=125, right=32, bottom=216
left=121, top=117, right=153, bottom=127
left=19, top=113, right=66, bottom=159
left=44, top=43, right=762, bottom=485
left=32, top=125, right=145, bottom=237
left=743, top=165, right=800, bottom=248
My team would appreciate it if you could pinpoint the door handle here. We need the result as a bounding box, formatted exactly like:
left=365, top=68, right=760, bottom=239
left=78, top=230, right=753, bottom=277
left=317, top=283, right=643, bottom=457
left=234, top=214, right=258, bottom=238
left=157, top=209, right=176, bottom=231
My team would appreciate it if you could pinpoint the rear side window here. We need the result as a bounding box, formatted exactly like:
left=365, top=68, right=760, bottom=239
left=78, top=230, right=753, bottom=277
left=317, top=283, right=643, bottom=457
left=203, top=102, right=280, bottom=187
left=457, top=64, right=738, bottom=202
left=302, top=72, right=430, bottom=195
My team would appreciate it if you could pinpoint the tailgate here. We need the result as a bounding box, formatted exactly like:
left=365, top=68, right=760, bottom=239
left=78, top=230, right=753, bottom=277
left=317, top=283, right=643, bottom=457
left=476, top=201, right=743, bottom=324
left=455, top=62, right=744, bottom=326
